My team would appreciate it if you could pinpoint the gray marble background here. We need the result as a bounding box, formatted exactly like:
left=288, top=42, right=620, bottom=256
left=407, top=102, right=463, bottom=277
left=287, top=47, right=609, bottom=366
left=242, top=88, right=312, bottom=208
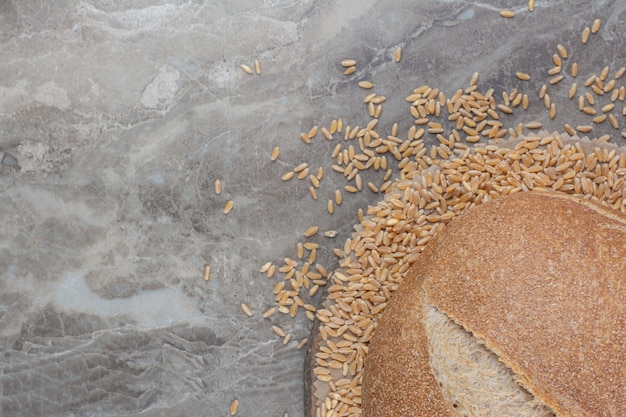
left=0, top=1, right=624, bottom=416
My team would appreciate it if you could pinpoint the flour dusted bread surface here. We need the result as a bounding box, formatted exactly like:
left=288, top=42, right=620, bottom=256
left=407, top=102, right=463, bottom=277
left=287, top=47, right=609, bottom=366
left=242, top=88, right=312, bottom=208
left=362, top=191, right=626, bottom=417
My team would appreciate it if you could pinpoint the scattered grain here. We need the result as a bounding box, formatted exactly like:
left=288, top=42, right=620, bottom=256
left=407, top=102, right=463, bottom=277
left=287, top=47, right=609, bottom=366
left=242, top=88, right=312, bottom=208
left=241, top=64, right=253, bottom=74
left=263, top=307, right=276, bottom=318
left=394, top=47, right=402, bottom=62
left=470, top=72, right=479, bottom=86
left=549, top=74, right=564, bottom=85
left=598, top=66, right=610, bottom=82
left=499, top=9, right=515, bottom=18
left=203, top=265, right=211, bottom=281
left=215, top=179, right=222, bottom=194
left=254, top=59, right=261, bottom=75
left=591, top=18, right=601, bottom=34
left=608, top=114, right=619, bottom=129
left=271, top=147, right=280, bottom=161
left=602, top=103, right=615, bottom=113
left=584, top=74, right=596, bottom=87
left=223, top=200, right=234, bottom=214
left=516, top=72, right=530, bottom=81
left=294, top=162, right=309, bottom=173
left=581, top=26, right=590, bottom=44
left=272, top=326, right=287, bottom=338
left=548, top=66, right=562, bottom=76
left=241, top=303, right=253, bottom=317
left=335, top=189, right=343, bottom=205
left=304, top=226, right=319, bottom=237
left=568, top=83, right=577, bottom=99
left=230, top=399, right=240, bottom=416
left=593, top=115, right=607, bottom=124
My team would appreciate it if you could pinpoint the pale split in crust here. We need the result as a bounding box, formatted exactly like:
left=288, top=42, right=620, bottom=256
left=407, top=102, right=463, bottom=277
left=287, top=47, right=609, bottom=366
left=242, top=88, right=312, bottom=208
left=363, top=191, right=626, bottom=417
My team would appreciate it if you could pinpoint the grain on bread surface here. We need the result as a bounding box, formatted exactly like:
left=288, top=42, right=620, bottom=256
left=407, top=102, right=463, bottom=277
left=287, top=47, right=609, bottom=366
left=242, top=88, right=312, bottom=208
left=364, top=192, right=626, bottom=417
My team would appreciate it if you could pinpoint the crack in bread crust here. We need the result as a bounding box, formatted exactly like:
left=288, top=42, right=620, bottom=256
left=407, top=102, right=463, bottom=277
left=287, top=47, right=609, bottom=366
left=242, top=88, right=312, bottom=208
left=424, top=295, right=555, bottom=417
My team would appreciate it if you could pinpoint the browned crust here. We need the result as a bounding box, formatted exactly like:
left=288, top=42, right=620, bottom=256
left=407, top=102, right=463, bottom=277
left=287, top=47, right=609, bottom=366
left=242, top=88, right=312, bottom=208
left=362, top=246, right=454, bottom=416
left=365, top=191, right=626, bottom=417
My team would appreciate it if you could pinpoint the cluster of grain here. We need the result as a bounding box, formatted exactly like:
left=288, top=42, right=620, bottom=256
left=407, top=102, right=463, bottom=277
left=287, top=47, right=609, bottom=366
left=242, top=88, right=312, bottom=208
left=312, top=132, right=626, bottom=417
left=228, top=13, right=625, bottom=417
left=305, top=19, right=624, bottom=417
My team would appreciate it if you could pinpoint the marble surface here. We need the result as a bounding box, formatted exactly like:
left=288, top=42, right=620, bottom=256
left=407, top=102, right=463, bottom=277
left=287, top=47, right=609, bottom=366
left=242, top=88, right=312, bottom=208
left=0, top=1, right=624, bottom=416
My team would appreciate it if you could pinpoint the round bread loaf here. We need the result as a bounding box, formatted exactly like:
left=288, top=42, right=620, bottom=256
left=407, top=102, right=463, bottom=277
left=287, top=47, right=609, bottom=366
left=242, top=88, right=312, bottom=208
left=362, top=191, right=626, bottom=417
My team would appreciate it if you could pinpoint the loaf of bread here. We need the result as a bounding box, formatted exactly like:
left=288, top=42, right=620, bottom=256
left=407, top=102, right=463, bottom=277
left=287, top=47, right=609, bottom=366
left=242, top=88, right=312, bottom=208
left=362, top=191, right=626, bottom=417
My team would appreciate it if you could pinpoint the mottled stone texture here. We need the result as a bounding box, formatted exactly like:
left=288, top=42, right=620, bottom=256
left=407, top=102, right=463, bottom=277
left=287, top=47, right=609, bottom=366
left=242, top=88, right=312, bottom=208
left=0, top=1, right=624, bottom=416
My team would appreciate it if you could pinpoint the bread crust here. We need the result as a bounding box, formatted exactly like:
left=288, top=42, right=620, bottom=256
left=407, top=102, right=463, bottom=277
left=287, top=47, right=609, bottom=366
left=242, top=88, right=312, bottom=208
left=363, top=191, right=626, bottom=417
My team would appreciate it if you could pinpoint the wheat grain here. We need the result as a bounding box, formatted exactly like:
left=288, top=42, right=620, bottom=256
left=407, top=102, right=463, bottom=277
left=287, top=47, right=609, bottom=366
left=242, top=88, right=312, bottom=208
left=394, top=47, right=402, bottom=62
left=230, top=399, right=240, bottom=415
left=582, top=26, right=591, bottom=44
left=241, top=303, right=253, bottom=317
left=271, top=147, right=280, bottom=161
left=591, top=18, right=601, bottom=33
left=305, top=226, right=319, bottom=237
